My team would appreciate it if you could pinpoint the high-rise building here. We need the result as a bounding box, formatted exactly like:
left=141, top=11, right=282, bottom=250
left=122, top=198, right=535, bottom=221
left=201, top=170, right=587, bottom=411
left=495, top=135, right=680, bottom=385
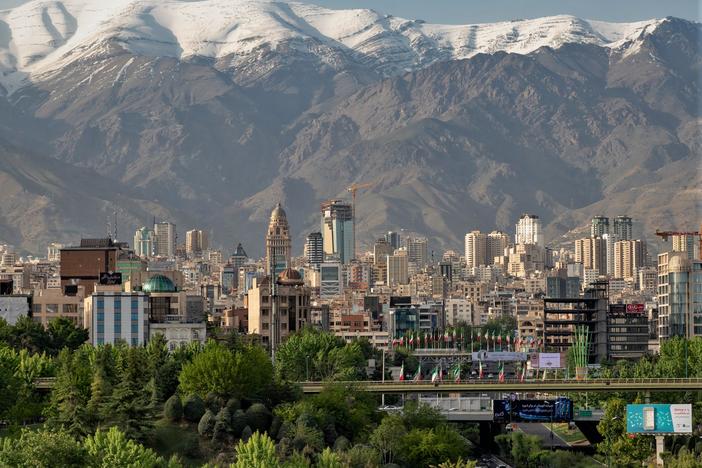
left=657, top=252, right=702, bottom=339
left=406, top=237, right=428, bottom=267
left=602, top=233, right=618, bottom=275
left=464, top=231, right=487, bottom=268
left=265, top=203, right=292, bottom=277
left=230, top=243, right=248, bottom=269
left=387, top=253, right=409, bottom=286
left=133, top=227, right=155, bottom=258
left=373, top=238, right=393, bottom=265
left=321, top=200, right=354, bottom=264
left=613, top=239, right=646, bottom=280
left=304, top=232, right=323, bottom=268
left=574, top=237, right=607, bottom=275
left=612, top=216, right=633, bottom=241
left=672, top=234, right=698, bottom=260
left=47, top=242, right=63, bottom=262
left=591, top=216, right=609, bottom=237
left=515, top=214, right=543, bottom=247
left=487, top=231, right=510, bottom=264
left=154, top=222, right=176, bottom=258
left=185, top=229, right=208, bottom=255
left=385, top=231, right=401, bottom=250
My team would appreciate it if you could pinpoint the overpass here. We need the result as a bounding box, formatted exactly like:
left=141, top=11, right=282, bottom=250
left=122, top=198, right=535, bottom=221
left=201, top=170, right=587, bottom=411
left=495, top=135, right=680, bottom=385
left=299, top=378, right=702, bottom=394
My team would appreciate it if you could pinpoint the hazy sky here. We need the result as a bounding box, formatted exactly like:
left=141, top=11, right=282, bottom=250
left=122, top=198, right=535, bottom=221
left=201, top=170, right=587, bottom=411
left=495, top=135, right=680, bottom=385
left=0, top=0, right=698, bottom=23
left=305, top=0, right=699, bottom=24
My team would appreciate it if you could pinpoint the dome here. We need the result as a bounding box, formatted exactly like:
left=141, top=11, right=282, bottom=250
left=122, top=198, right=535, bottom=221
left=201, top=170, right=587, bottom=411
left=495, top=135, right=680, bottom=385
left=277, top=268, right=303, bottom=285
left=270, top=203, right=287, bottom=221
left=142, top=274, right=177, bottom=293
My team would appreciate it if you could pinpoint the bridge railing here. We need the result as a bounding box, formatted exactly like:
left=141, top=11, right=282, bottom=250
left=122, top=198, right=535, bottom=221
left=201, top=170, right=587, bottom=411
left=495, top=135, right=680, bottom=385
left=299, top=377, right=702, bottom=386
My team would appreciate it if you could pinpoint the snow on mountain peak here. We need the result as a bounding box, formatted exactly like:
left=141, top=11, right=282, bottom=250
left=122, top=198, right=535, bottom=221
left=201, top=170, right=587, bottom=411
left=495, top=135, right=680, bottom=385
left=0, top=0, right=666, bottom=92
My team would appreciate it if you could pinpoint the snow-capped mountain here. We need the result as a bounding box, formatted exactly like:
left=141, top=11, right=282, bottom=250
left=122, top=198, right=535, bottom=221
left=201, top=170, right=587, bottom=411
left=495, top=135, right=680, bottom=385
left=0, top=0, right=664, bottom=92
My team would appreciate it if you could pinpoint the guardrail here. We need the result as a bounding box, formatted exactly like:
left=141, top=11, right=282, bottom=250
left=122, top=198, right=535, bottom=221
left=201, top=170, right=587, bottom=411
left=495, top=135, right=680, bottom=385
left=298, top=378, right=702, bottom=393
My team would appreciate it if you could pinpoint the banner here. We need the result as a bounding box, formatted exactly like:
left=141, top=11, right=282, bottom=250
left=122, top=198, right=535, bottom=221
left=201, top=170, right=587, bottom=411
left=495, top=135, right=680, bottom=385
left=472, top=351, right=527, bottom=362
left=493, top=398, right=573, bottom=423
left=538, top=353, right=562, bottom=369
left=627, top=404, right=692, bottom=434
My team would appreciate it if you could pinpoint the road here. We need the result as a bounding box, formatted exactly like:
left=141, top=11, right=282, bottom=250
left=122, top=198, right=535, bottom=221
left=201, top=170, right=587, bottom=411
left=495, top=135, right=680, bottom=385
left=477, top=454, right=512, bottom=468
left=516, top=423, right=570, bottom=449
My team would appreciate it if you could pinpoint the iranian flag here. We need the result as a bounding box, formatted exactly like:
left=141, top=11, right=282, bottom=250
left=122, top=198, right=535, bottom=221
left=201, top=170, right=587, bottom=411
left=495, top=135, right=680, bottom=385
left=451, top=363, right=461, bottom=383
left=444, top=330, right=449, bottom=343
left=520, top=364, right=526, bottom=382
left=478, top=360, right=484, bottom=379
left=431, top=365, right=441, bottom=383
left=497, top=334, right=502, bottom=349
left=413, top=364, right=422, bottom=382
left=399, top=363, right=405, bottom=381
left=498, top=362, right=505, bottom=383
left=506, top=334, right=511, bottom=351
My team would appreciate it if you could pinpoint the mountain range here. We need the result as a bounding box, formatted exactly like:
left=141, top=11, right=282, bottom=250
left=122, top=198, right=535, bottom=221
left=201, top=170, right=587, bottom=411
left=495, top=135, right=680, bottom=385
left=0, top=0, right=699, bottom=256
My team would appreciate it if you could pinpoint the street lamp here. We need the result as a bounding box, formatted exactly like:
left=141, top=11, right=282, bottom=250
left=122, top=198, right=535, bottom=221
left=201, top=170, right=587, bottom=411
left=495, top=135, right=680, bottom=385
left=306, top=355, right=310, bottom=381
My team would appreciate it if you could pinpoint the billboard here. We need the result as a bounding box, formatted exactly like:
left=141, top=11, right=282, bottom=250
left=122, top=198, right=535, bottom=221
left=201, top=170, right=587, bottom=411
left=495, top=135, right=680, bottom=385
left=472, top=351, right=527, bottom=362
left=627, top=404, right=692, bottom=434
left=494, top=398, right=573, bottom=423
left=99, top=272, right=122, bottom=285
left=538, top=353, right=562, bottom=369
left=626, top=303, right=645, bottom=313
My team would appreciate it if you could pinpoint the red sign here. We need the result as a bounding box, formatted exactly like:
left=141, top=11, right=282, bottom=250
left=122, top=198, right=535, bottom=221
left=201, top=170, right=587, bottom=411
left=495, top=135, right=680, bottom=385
left=626, top=303, right=645, bottom=313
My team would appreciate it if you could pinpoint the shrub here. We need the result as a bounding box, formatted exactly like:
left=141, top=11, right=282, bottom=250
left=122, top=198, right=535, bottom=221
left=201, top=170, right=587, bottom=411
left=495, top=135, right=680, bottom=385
left=163, top=394, right=183, bottom=421
left=246, top=403, right=273, bottom=433
left=231, top=409, right=248, bottom=438
left=241, top=425, right=253, bottom=441
left=183, top=394, right=206, bottom=423
left=198, top=409, right=216, bottom=437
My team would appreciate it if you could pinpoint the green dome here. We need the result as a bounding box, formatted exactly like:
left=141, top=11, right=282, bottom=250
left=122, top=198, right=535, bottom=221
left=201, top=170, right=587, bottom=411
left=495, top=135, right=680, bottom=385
left=143, top=274, right=176, bottom=293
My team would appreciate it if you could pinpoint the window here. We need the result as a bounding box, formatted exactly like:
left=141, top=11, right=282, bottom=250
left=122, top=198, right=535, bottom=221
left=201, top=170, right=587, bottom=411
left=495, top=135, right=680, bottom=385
left=63, top=304, right=78, bottom=314
left=32, top=304, right=42, bottom=314
left=46, top=304, right=59, bottom=314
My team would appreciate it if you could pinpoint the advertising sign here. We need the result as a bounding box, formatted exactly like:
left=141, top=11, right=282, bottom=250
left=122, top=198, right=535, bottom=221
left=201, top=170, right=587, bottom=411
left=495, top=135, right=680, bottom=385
left=99, top=272, right=122, bottom=285
left=472, top=351, right=527, bottom=362
left=626, top=303, right=645, bottom=313
left=494, top=398, right=573, bottom=423
left=538, top=353, right=562, bottom=369
left=627, top=404, right=692, bottom=434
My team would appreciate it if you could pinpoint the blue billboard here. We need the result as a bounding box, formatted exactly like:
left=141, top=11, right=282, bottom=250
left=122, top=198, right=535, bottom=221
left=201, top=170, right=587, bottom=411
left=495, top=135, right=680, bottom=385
left=627, top=404, right=692, bottom=434
left=494, top=398, right=573, bottom=423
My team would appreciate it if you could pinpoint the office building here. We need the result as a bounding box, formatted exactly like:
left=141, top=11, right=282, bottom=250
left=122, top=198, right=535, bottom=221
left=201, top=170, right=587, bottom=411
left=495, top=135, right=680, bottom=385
left=672, top=234, right=698, bottom=260
left=607, top=303, right=649, bottom=360
left=385, top=231, right=401, bottom=250
left=185, top=229, right=208, bottom=256
left=47, top=243, right=63, bottom=262
left=32, top=285, right=85, bottom=327
left=304, top=232, right=323, bottom=268
left=638, top=267, right=657, bottom=294
left=591, top=216, right=609, bottom=237
left=612, top=216, right=633, bottom=241
left=613, top=239, right=646, bottom=280
left=133, top=227, right=155, bottom=258
left=373, top=238, right=393, bottom=265
left=154, top=222, right=177, bottom=258
left=230, top=243, right=248, bottom=268
left=60, top=238, right=120, bottom=295
left=602, top=233, right=618, bottom=275
left=515, top=214, right=543, bottom=247
left=84, top=288, right=148, bottom=346
left=406, top=237, right=428, bottom=267
left=321, top=200, right=354, bottom=264
left=657, top=252, right=702, bottom=339
left=220, top=264, right=237, bottom=295
left=320, top=262, right=343, bottom=298
left=387, top=253, right=409, bottom=286
left=246, top=269, right=310, bottom=349
left=265, top=203, right=292, bottom=276
left=546, top=276, right=581, bottom=299
left=574, top=237, right=607, bottom=275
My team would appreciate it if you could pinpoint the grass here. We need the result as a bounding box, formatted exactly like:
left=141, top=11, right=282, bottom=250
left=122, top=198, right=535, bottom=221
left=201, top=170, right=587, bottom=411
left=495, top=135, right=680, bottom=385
left=152, top=418, right=208, bottom=467
left=550, top=423, right=588, bottom=445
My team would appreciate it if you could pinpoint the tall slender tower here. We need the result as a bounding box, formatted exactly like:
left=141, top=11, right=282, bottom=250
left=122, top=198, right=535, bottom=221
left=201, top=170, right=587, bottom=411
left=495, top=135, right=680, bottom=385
left=266, top=203, right=291, bottom=277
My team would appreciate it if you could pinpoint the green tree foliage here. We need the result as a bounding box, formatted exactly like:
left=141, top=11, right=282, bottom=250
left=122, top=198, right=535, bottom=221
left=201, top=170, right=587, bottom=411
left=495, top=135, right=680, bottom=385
left=340, top=444, right=381, bottom=468
left=370, top=413, right=406, bottom=465
left=431, top=459, right=478, bottom=468
left=231, top=409, right=248, bottom=437
left=198, top=409, right=216, bottom=437
left=316, top=448, right=344, bottom=468
left=46, top=347, right=93, bottom=436
left=0, top=428, right=86, bottom=467
left=246, top=403, right=273, bottom=433
left=179, top=341, right=273, bottom=400
left=102, top=347, right=155, bottom=442
left=0, top=345, right=54, bottom=424
left=661, top=447, right=702, bottom=468
left=84, top=426, right=168, bottom=467
left=164, top=394, right=183, bottom=421
left=183, top=393, right=206, bottom=423
left=597, top=398, right=653, bottom=466
left=275, top=328, right=366, bottom=381
left=232, top=431, right=280, bottom=468
left=46, top=318, right=89, bottom=354
left=398, top=425, right=471, bottom=467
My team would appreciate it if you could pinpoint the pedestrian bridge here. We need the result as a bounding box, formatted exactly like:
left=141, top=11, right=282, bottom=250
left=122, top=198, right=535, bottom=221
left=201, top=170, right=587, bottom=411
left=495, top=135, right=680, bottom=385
left=299, top=378, right=702, bottom=394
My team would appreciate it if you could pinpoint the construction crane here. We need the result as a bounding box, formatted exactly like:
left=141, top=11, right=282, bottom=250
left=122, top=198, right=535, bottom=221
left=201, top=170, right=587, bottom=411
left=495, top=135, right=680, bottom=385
left=347, top=181, right=374, bottom=259
left=655, top=226, right=702, bottom=256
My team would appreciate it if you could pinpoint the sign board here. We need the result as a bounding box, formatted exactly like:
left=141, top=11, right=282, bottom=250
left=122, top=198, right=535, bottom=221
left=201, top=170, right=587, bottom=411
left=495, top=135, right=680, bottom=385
left=99, top=272, right=122, bottom=285
left=472, top=351, right=527, bottom=362
left=494, top=398, right=573, bottom=423
left=538, top=353, right=562, bottom=369
left=627, top=404, right=692, bottom=434
left=626, top=303, right=645, bottom=313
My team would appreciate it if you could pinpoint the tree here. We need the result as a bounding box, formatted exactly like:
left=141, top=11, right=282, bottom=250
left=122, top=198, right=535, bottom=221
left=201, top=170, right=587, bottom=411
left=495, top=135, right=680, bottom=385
left=212, top=406, right=233, bottom=443
left=431, top=459, right=478, bottom=468
left=198, top=409, right=216, bottom=437
left=0, top=428, right=86, bottom=467
left=398, top=426, right=471, bottom=467
left=508, top=432, right=541, bottom=467
left=84, top=426, right=167, bottom=467
left=231, top=409, right=248, bottom=437
left=46, top=348, right=93, bottom=436
left=183, top=394, right=206, bottom=423
left=370, top=414, right=407, bottom=464
left=317, top=448, right=344, bottom=468
left=6, top=316, right=51, bottom=354
left=164, top=394, right=183, bottom=421
left=233, top=431, right=279, bottom=468
left=47, top=318, right=89, bottom=354
left=178, top=341, right=273, bottom=400
left=246, top=403, right=273, bottom=433
left=597, top=398, right=653, bottom=466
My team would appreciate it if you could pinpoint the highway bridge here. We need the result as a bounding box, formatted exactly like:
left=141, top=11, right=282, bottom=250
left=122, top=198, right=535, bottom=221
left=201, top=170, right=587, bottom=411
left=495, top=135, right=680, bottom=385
left=299, top=378, right=702, bottom=394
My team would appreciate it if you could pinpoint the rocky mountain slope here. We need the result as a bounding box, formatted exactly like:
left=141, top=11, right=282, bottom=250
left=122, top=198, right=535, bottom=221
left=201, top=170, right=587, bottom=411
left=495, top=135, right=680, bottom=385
left=0, top=0, right=698, bottom=255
